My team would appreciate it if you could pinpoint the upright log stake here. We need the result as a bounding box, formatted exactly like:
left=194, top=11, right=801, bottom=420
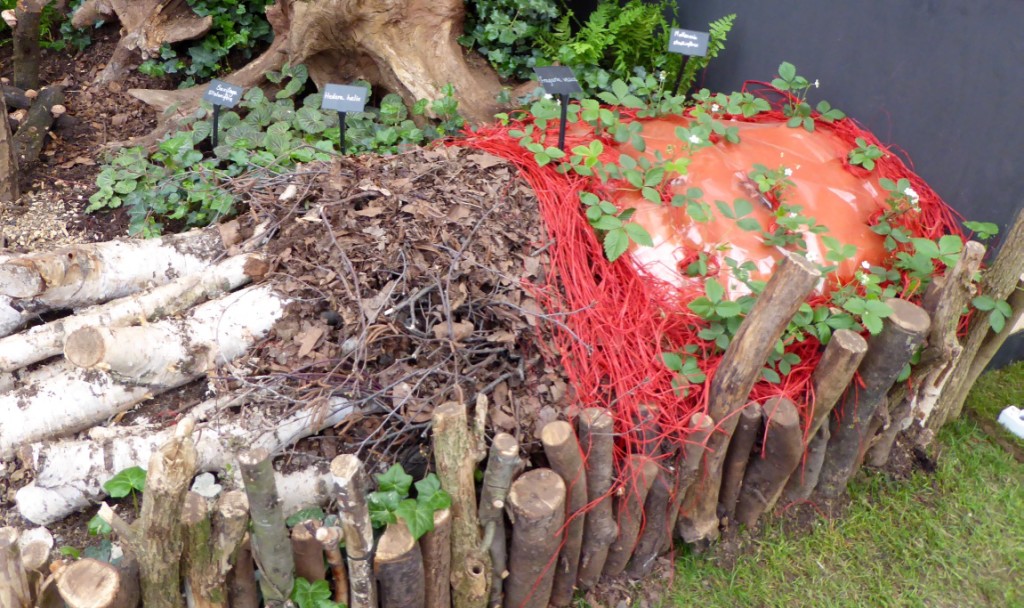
left=734, top=398, right=804, bottom=527
left=779, top=424, right=831, bottom=505
left=575, top=408, right=617, bottom=590
left=0, top=527, right=31, bottom=608
left=681, top=254, right=821, bottom=544
left=420, top=509, right=451, bottom=608
left=331, top=455, right=378, bottom=608
left=817, top=299, right=931, bottom=497
left=0, top=99, right=18, bottom=204
left=540, top=421, right=586, bottom=605
left=432, top=401, right=491, bottom=608
left=477, top=433, right=519, bottom=608
left=291, top=520, right=326, bottom=583
left=55, top=556, right=141, bottom=608
left=316, top=526, right=349, bottom=607
left=238, top=448, right=294, bottom=605
left=624, top=467, right=671, bottom=578
left=602, top=456, right=659, bottom=577
left=717, top=403, right=763, bottom=521
left=374, top=519, right=425, bottom=608
left=665, top=413, right=714, bottom=552
left=505, top=468, right=566, bottom=608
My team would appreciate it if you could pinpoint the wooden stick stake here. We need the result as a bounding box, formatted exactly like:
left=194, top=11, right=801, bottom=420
left=734, top=398, right=804, bottom=527
left=55, top=556, right=140, bottom=608
left=432, top=401, right=491, bottom=608
left=717, top=403, right=762, bottom=521
left=624, top=467, right=671, bottom=578
left=664, top=413, right=714, bottom=552
left=779, top=424, right=831, bottom=504
left=292, top=520, right=326, bottom=583
left=602, top=456, right=659, bottom=577
left=817, top=299, right=931, bottom=497
left=477, top=433, right=519, bottom=608
left=807, top=329, right=869, bottom=438
left=505, top=468, right=565, bottom=608
left=374, top=519, right=425, bottom=608
left=331, top=455, right=377, bottom=608
left=540, top=421, right=586, bottom=605
left=420, top=509, right=451, bottom=608
left=238, top=448, right=294, bottom=605
left=227, top=541, right=259, bottom=608
left=681, top=253, right=820, bottom=544
left=575, top=408, right=617, bottom=590
left=316, top=526, right=349, bottom=607
left=0, top=527, right=31, bottom=608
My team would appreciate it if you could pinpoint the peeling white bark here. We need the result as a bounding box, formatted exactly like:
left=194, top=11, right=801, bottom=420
left=15, top=399, right=350, bottom=525
left=0, top=285, right=287, bottom=458
left=0, top=227, right=227, bottom=309
left=0, top=253, right=259, bottom=373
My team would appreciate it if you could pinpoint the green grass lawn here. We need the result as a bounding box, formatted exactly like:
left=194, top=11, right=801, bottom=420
left=672, top=363, right=1024, bottom=608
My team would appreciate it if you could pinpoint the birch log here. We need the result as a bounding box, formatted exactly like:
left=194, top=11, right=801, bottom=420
left=505, top=468, right=565, bottom=608
left=0, top=227, right=227, bottom=308
left=575, top=408, right=617, bottom=590
left=680, top=253, right=821, bottom=544
left=540, top=421, right=585, bottom=606
left=477, top=433, right=518, bottom=608
left=331, top=455, right=377, bottom=608
left=817, top=299, right=931, bottom=498
left=238, top=448, right=294, bottom=605
left=432, top=401, right=490, bottom=608
left=0, top=285, right=287, bottom=458
left=0, top=252, right=260, bottom=372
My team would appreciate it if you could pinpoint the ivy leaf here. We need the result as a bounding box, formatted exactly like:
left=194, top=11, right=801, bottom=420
left=414, top=474, right=452, bottom=512
left=291, top=577, right=341, bottom=608
left=377, top=464, right=413, bottom=495
left=286, top=507, right=326, bottom=528
left=394, top=499, right=436, bottom=540
left=367, top=490, right=400, bottom=528
left=104, top=467, right=146, bottom=498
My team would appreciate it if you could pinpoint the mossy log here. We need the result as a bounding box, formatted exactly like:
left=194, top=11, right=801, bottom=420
left=238, top=448, right=294, bottom=605
left=10, top=85, right=62, bottom=165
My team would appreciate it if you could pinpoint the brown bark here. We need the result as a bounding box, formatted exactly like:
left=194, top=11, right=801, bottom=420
left=817, top=299, right=931, bottom=498
left=602, top=456, right=659, bottom=577
left=665, top=413, right=714, bottom=552
left=12, top=0, right=46, bottom=90
left=55, top=556, right=141, bottom=608
left=227, top=541, right=259, bottom=608
left=717, top=403, right=762, bottom=521
left=624, top=468, right=671, bottom=578
left=99, top=418, right=198, bottom=608
left=539, top=421, right=586, bottom=605
left=330, top=455, right=378, bottom=608
left=0, top=527, right=31, bottom=608
left=11, top=85, right=62, bottom=165
left=0, top=99, right=17, bottom=204
left=934, top=207, right=1024, bottom=428
left=432, top=401, right=490, bottom=608
left=3, top=85, right=33, bottom=110
left=315, top=526, right=349, bottom=607
left=505, top=468, right=566, bottom=608
left=420, top=509, right=451, bottom=608
left=575, top=408, right=618, bottom=590
left=807, top=329, right=869, bottom=438
left=779, top=424, right=830, bottom=504
left=238, top=448, right=294, bottom=605
left=291, top=520, right=326, bottom=583
left=477, top=433, right=518, bottom=608
left=679, top=254, right=821, bottom=545
left=734, top=398, right=804, bottom=527
left=374, top=519, right=426, bottom=608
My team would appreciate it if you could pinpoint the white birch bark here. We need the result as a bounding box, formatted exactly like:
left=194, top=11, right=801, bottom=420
left=0, top=226, right=226, bottom=308
left=0, top=253, right=260, bottom=372
left=15, top=398, right=352, bottom=524
left=0, top=284, right=287, bottom=458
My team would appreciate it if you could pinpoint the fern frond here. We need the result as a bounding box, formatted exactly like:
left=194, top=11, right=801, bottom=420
left=678, top=13, right=736, bottom=95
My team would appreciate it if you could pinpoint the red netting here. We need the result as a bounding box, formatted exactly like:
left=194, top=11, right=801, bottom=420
left=455, top=86, right=964, bottom=480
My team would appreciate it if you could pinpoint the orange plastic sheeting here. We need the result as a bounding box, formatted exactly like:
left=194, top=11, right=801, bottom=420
left=614, top=116, right=887, bottom=296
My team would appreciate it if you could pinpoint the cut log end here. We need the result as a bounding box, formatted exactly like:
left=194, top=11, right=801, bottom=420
left=540, top=420, right=573, bottom=448
left=830, top=328, right=869, bottom=355
left=63, top=326, right=107, bottom=369
left=886, top=298, right=932, bottom=334
left=0, top=262, right=43, bottom=298
left=491, top=432, right=518, bottom=458
left=508, top=468, right=566, bottom=520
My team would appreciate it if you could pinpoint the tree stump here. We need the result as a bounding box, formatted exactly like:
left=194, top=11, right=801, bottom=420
left=505, top=468, right=565, bottom=608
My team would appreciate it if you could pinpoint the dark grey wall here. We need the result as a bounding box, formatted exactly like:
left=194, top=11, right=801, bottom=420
left=673, top=0, right=1024, bottom=367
